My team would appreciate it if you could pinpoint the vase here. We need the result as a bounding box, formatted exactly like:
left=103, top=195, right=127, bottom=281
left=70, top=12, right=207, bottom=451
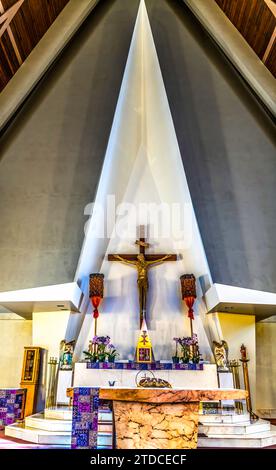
left=172, top=356, right=179, bottom=364
left=181, top=347, right=189, bottom=364
left=108, top=357, right=115, bottom=363
left=98, top=355, right=106, bottom=362
left=181, top=358, right=189, bottom=364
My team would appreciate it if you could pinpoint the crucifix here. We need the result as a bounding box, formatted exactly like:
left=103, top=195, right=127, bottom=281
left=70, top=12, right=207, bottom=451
left=108, top=235, right=177, bottom=328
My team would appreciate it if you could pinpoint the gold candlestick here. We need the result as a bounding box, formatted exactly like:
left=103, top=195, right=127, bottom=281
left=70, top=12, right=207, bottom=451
left=46, top=357, right=58, bottom=409
left=229, top=360, right=243, bottom=414
left=239, top=344, right=258, bottom=421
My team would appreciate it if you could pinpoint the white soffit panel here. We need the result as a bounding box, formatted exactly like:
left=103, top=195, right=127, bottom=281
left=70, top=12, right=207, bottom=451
left=0, top=282, right=83, bottom=319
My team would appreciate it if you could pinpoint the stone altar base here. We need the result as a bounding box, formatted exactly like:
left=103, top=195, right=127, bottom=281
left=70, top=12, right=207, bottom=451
left=113, top=401, right=199, bottom=449
left=99, top=388, right=248, bottom=450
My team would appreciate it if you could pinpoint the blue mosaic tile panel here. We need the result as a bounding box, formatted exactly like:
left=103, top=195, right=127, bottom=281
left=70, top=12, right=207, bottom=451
left=86, top=361, right=204, bottom=370
left=71, top=387, right=100, bottom=449
left=0, top=389, right=25, bottom=427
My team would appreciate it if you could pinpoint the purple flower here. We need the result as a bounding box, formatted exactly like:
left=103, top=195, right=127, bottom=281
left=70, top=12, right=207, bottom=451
left=104, top=336, right=111, bottom=345
left=175, top=335, right=198, bottom=348
left=92, top=336, right=98, bottom=344
left=96, top=336, right=110, bottom=345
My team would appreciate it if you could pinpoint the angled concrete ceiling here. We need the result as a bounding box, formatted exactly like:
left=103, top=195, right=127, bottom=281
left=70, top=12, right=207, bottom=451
left=0, top=0, right=100, bottom=132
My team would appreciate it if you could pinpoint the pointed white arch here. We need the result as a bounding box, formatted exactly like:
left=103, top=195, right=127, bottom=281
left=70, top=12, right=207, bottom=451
left=72, top=0, right=221, bottom=361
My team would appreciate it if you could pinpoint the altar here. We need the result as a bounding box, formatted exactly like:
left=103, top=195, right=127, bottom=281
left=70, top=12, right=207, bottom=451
left=71, top=386, right=248, bottom=449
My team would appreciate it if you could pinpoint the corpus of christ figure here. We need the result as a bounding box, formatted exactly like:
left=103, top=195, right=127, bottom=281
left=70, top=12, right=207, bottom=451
left=108, top=238, right=177, bottom=328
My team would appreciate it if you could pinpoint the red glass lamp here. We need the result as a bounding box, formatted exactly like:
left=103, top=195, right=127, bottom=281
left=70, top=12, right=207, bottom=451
left=180, top=274, right=197, bottom=336
left=89, top=273, right=104, bottom=336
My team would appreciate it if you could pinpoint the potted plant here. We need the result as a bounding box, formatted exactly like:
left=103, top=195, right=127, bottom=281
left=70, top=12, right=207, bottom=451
left=83, top=335, right=119, bottom=363
left=172, top=338, right=180, bottom=363
left=175, top=334, right=201, bottom=364
left=190, top=335, right=201, bottom=364
left=96, top=335, right=111, bottom=362
left=173, top=337, right=189, bottom=363
left=83, top=335, right=109, bottom=362
left=107, top=343, right=119, bottom=363
left=83, top=350, right=98, bottom=362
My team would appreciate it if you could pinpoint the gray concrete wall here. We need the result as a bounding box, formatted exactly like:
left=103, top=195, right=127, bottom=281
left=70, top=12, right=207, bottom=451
left=0, top=0, right=275, bottom=294
left=0, top=0, right=140, bottom=291
left=147, top=0, right=276, bottom=292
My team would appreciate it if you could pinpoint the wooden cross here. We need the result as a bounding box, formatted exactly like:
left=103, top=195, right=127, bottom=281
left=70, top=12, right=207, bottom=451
left=108, top=237, right=177, bottom=328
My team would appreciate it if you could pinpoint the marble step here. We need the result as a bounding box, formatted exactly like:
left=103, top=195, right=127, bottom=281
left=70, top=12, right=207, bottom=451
left=198, top=427, right=276, bottom=448
left=5, top=422, right=113, bottom=447
left=26, top=413, right=112, bottom=433
left=44, top=407, right=72, bottom=421
left=44, top=407, right=112, bottom=423
left=26, top=413, right=72, bottom=432
left=5, top=422, right=71, bottom=445
left=0, top=436, right=70, bottom=449
left=199, top=419, right=271, bottom=436
left=199, top=413, right=250, bottom=424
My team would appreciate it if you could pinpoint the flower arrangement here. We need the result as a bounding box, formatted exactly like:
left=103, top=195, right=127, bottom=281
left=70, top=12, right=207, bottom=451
left=106, top=343, right=119, bottom=363
left=83, top=335, right=119, bottom=363
left=173, top=334, right=201, bottom=364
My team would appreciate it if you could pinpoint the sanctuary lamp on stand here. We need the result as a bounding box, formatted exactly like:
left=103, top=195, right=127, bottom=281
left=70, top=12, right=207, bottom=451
left=89, top=273, right=104, bottom=337
left=180, top=274, right=197, bottom=337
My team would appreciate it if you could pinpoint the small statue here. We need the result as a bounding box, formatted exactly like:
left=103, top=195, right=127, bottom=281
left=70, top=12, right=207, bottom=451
left=240, top=343, right=248, bottom=362
left=59, top=339, right=75, bottom=370
left=212, top=340, right=229, bottom=371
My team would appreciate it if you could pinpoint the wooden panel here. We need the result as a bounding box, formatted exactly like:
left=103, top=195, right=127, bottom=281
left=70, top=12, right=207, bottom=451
left=0, top=0, right=69, bottom=91
left=265, top=39, right=276, bottom=77
left=216, top=0, right=276, bottom=77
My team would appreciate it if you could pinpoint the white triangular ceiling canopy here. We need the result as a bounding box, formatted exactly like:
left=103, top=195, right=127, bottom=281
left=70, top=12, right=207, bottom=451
left=73, top=0, right=221, bottom=361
